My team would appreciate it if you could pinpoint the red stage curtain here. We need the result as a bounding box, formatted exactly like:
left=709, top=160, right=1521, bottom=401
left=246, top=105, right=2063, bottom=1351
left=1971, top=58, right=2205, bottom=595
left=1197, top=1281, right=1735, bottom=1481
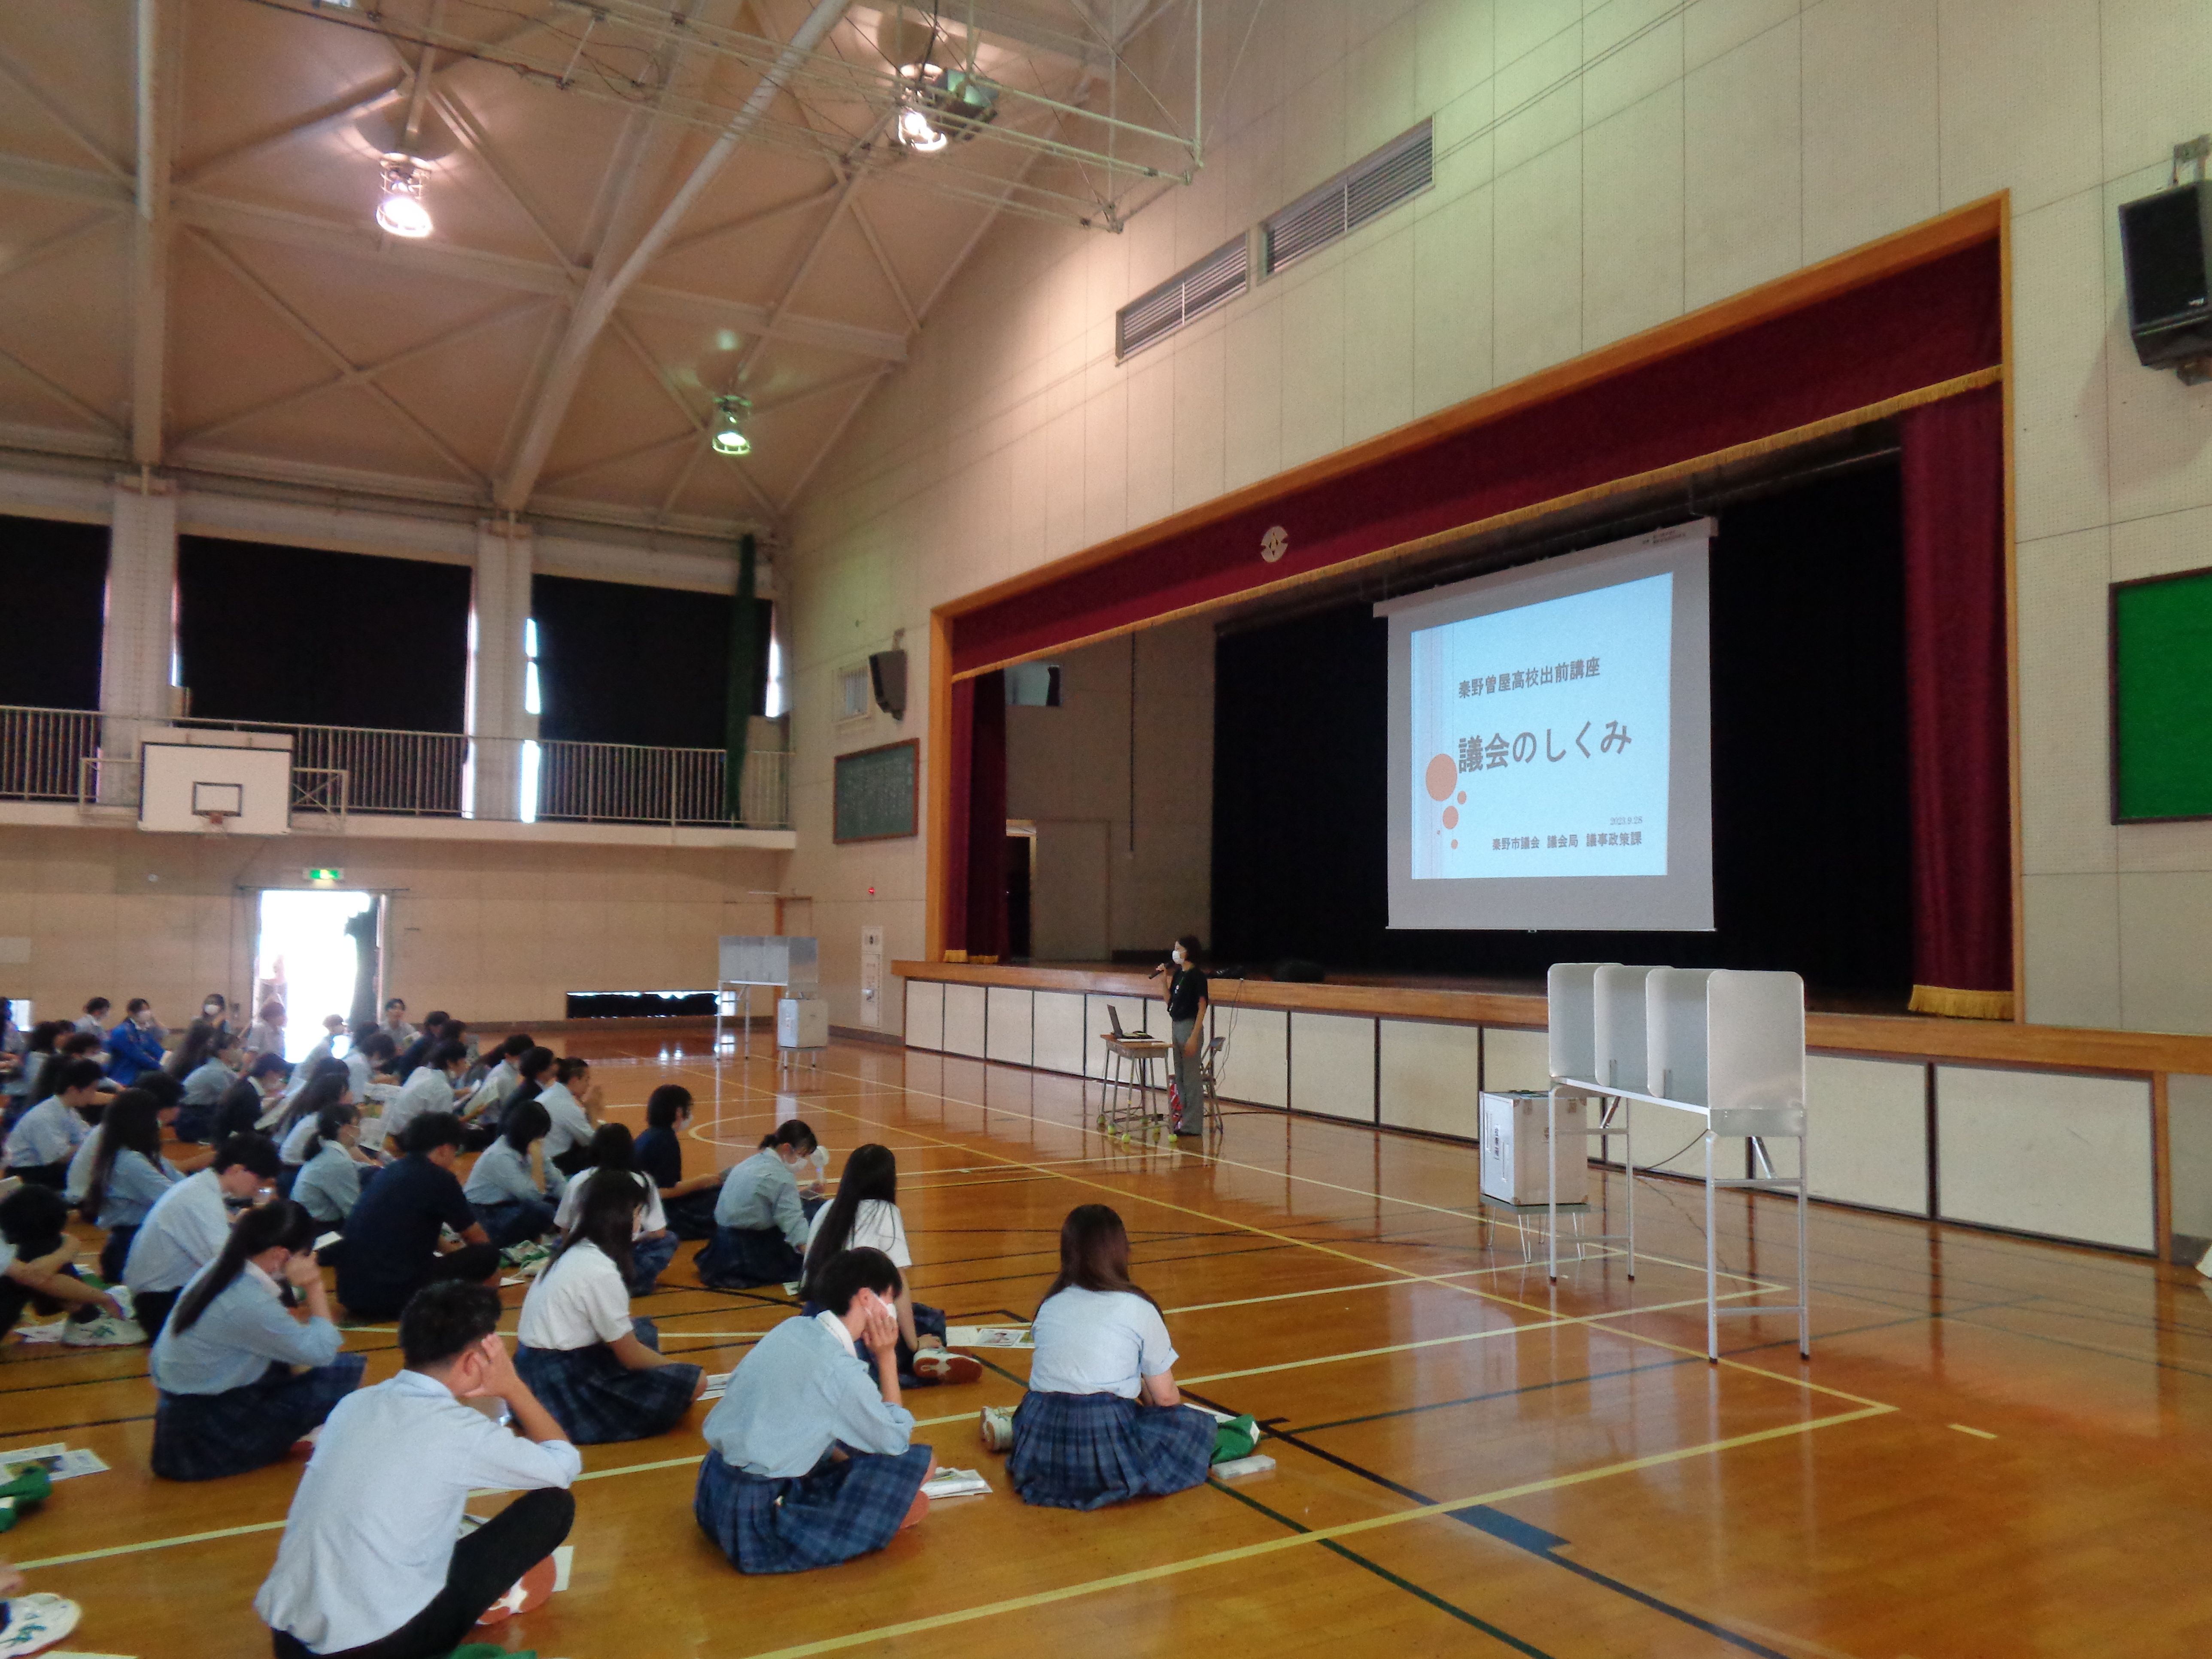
left=1900, top=384, right=2013, bottom=1019
left=941, top=671, right=1008, bottom=960
left=951, top=241, right=2002, bottom=675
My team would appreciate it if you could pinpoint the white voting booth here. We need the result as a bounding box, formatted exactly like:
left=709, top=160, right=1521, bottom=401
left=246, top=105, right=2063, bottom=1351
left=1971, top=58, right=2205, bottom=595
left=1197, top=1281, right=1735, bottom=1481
left=716, top=936, right=820, bottom=1060
left=1547, top=961, right=1810, bottom=1361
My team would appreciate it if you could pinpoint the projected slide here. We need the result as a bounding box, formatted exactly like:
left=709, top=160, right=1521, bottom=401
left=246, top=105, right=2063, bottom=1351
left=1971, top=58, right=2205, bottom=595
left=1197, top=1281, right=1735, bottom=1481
left=1378, top=521, right=1713, bottom=932
left=1410, top=574, right=1671, bottom=880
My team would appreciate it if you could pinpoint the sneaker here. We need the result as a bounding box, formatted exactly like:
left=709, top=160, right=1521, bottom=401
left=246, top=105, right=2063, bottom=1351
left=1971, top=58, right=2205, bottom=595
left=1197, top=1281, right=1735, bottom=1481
left=0, top=1592, right=81, bottom=1656
left=914, top=1349, right=982, bottom=1385
left=978, top=1404, right=1014, bottom=1452
left=61, top=1313, right=143, bottom=1348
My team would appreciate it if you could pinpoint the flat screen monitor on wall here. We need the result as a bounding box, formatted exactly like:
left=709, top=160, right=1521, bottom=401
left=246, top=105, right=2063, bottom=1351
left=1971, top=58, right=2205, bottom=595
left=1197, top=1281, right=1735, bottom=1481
left=1376, top=520, right=1715, bottom=932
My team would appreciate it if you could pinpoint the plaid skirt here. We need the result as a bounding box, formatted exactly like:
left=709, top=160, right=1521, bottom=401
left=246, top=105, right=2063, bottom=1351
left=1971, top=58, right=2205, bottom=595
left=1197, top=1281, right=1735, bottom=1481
left=150, top=1352, right=368, bottom=1482
left=473, top=1197, right=555, bottom=1251
left=629, top=1231, right=677, bottom=1296
left=693, top=1444, right=933, bottom=1574
left=515, top=1319, right=700, bottom=1446
left=1006, top=1390, right=1214, bottom=1510
left=696, top=1224, right=804, bottom=1290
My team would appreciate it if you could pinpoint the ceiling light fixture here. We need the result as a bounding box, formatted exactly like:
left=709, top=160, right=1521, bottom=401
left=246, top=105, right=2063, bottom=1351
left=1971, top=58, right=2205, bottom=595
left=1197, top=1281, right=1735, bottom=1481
left=712, top=394, right=752, bottom=456
left=375, top=156, right=433, bottom=239
left=896, top=101, right=948, bottom=155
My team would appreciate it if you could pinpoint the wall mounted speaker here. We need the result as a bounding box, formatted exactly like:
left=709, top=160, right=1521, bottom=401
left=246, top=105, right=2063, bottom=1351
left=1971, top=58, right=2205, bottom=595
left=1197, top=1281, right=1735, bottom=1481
left=868, top=649, right=907, bottom=719
left=2119, top=179, right=2212, bottom=372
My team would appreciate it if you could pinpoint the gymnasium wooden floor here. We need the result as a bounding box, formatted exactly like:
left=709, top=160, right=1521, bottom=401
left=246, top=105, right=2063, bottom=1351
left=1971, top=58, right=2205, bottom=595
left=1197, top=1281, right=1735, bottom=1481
left=8, top=1035, right=2210, bottom=1657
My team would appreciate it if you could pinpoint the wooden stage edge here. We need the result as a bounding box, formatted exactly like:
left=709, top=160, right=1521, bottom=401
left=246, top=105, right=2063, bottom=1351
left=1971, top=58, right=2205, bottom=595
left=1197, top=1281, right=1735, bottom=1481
left=894, top=960, right=2212, bottom=1079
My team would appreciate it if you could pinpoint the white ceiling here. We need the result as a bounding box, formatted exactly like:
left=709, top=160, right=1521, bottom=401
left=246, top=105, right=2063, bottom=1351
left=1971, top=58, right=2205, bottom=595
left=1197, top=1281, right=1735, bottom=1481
left=0, top=0, right=1196, bottom=545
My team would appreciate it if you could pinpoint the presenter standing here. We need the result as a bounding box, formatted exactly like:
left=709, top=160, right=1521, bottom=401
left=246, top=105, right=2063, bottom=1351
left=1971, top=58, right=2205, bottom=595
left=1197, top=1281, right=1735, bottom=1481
left=1164, top=936, right=1209, bottom=1138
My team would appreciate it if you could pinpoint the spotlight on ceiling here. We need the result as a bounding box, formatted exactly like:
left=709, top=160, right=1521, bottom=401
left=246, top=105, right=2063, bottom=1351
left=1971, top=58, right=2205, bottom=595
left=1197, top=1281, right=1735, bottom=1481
left=712, top=394, right=752, bottom=456
left=896, top=101, right=948, bottom=155
left=376, top=156, right=432, bottom=239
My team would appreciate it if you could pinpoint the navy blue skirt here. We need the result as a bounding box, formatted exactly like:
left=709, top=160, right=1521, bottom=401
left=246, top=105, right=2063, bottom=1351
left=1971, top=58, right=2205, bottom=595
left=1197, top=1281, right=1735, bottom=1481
left=473, top=1197, right=555, bottom=1251
left=696, top=1225, right=804, bottom=1290
left=515, top=1319, right=699, bottom=1445
left=1006, top=1390, right=1213, bottom=1510
left=693, top=1443, right=933, bottom=1574
left=150, top=1353, right=368, bottom=1482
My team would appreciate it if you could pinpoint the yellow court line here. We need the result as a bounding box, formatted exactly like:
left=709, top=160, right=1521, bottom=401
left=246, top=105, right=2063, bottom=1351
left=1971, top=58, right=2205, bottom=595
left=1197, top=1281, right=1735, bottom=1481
left=790, top=1066, right=1891, bottom=1413
left=744, top=1404, right=1898, bottom=1658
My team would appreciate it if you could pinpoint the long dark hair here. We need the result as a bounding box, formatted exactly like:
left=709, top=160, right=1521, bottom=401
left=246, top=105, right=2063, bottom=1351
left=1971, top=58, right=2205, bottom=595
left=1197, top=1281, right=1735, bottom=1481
left=172, top=1198, right=314, bottom=1334
left=279, top=1069, right=350, bottom=1139
left=582, top=1121, right=635, bottom=1170
left=757, top=1119, right=817, bottom=1155
left=173, top=1019, right=224, bottom=1075
left=82, top=1088, right=163, bottom=1221
left=500, top=1097, right=550, bottom=1153
left=802, top=1143, right=896, bottom=1296
left=303, top=1100, right=358, bottom=1161
left=1038, top=1203, right=1157, bottom=1312
left=551, top=1164, right=639, bottom=1286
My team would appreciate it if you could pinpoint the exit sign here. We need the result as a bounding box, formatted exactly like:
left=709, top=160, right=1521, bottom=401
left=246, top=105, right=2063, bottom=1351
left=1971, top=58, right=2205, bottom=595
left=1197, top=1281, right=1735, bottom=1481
left=304, top=867, right=343, bottom=883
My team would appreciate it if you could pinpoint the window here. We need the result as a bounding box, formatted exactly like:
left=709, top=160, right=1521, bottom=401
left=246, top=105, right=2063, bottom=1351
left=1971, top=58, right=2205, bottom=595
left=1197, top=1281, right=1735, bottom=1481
left=523, top=617, right=542, bottom=715
left=1116, top=237, right=1250, bottom=360
left=836, top=665, right=872, bottom=723
left=765, top=617, right=785, bottom=719
left=1262, top=122, right=1434, bottom=276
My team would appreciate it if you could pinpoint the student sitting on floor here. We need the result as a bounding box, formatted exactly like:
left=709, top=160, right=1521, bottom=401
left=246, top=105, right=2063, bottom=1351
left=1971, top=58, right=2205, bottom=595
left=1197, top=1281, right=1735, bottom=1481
left=255, top=1280, right=578, bottom=1659
left=275, top=1066, right=352, bottom=1191
left=634, top=1085, right=721, bottom=1240
left=175, top=1027, right=244, bottom=1143
left=378, top=1039, right=467, bottom=1154
left=2, top=1060, right=101, bottom=1189
left=106, top=998, right=165, bottom=1085
left=73, top=997, right=110, bottom=1040
left=698, top=1120, right=820, bottom=1289
left=148, top=1198, right=366, bottom=1482
left=216, top=1052, right=292, bottom=1141
left=291, top=1101, right=383, bottom=1234
left=463, top=1098, right=559, bottom=1250
left=0, top=1185, right=137, bottom=1347
left=2, top=1025, right=60, bottom=1133
left=389, top=1011, right=449, bottom=1083
left=79, top=1089, right=176, bottom=1282
left=516, top=1172, right=705, bottom=1445
left=1006, top=1203, right=1213, bottom=1511
left=802, top=1143, right=978, bottom=1387
left=343, top=1029, right=397, bottom=1103
left=68, top=1071, right=194, bottom=1218
left=334, top=1112, right=501, bottom=1322
left=125, top=1133, right=282, bottom=1340
left=551, top=1123, right=675, bottom=1295
left=457, top=1032, right=533, bottom=1149
left=537, top=1057, right=599, bottom=1178
left=693, top=1246, right=935, bottom=1574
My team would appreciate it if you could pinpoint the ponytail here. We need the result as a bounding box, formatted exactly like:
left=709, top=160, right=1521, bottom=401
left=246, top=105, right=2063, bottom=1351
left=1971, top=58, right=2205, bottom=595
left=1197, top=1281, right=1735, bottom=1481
left=303, top=1100, right=358, bottom=1161
left=172, top=1199, right=314, bottom=1335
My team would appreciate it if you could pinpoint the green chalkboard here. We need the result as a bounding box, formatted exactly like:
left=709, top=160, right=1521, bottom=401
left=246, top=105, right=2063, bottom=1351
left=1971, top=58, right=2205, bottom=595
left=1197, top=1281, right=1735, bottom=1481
left=2113, top=568, right=2212, bottom=821
left=835, top=739, right=918, bottom=842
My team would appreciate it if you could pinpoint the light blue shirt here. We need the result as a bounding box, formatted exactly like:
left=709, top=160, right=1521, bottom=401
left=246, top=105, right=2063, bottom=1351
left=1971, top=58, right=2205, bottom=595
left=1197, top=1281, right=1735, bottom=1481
left=715, top=1148, right=808, bottom=1246
left=255, top=1368, right=580, bottom=1653
left=5, top=1097, right=86, bottom=1169
left=703, top=1311, right=914, bottom=1477
left=125, top=1168, right=232, bottom=1294
left=151, top=1262, right=343, bottom=1395
left=95, top=1147, right=176, bottom=1229
left=182, top=1059, right=235, bottom=1106
left=463, top=1139, right=549, bottom=1207
left=68, top=1126, right=180, bottom=1205
left=292, top=1143, right=365, bottom=1226
left=380, top=1065, right=453, bottom=1147
left=1027, top=1287, right=1177, bottom=1399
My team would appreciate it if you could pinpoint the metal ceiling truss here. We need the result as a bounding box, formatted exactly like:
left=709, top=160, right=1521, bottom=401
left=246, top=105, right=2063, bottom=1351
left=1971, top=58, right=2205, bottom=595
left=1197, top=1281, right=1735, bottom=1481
left=247, top=0, right=1203, bottom=231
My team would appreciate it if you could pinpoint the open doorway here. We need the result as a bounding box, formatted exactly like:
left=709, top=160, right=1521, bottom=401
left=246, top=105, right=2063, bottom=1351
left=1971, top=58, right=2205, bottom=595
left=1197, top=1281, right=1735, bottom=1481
left=255, top=891, right=379, bottom=1062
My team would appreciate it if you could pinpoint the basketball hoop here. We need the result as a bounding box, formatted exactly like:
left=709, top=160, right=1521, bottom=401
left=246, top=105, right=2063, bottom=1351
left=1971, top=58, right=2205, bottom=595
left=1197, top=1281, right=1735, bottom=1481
left=195, top=808, right=233, bottom=832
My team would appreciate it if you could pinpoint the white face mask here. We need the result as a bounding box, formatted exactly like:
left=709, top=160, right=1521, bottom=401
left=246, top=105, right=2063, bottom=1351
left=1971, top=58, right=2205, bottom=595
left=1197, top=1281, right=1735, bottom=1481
left=1171, top=948, right=1186, bottom=966
left=204, top=1003, right=222, bottom=1017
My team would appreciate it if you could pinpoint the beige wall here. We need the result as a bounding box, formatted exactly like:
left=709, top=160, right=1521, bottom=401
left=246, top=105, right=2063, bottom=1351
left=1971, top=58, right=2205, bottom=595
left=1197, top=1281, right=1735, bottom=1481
left=786, top=0, right=2212, bottom=1036
left=1006, top=617, right=1213, bottom=960
left=0, top=825, right=783, bottom=1029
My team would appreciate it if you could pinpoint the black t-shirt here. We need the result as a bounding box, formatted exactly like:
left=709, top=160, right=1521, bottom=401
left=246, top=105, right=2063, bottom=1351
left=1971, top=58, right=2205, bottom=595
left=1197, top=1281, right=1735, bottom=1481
left=337, top=1153, right=476, bottom=1306
left=393, top=1033, right=435, bottom=1081
left=634, top=1125, right=683, bottom=1191
left=1167, top=965, right=1209, bottom=1021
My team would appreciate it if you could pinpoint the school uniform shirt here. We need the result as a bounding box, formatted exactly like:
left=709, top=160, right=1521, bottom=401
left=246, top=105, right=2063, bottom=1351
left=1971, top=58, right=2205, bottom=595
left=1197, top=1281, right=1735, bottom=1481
left=537, top=1082, right=593, bottom=1162
left=279, top=1115, right=320, bottom=1165
left=552, top=1167, right=665, bottom=1236
left=714, top=1149, right=808, bottom=1247
left=381, top=1017, right=417, bottom=1046
left=462, top=1059, right=518, bottom=1118
left=94, top=1146, right=177, bottom=1229
left=392, top=1032, right=435, bottom=1081
left=292, top=1143, right=367, bottom=1226
left=633, top=1125, right=684, bottom=1191
left=342, top=1048, right=377, bottom=1100
left=462, top=1139, right=550, bottom=1208
left=243, top=1019, right=282, bottom=1056
left=804, top=1198, right=912, bottom=1269
left=104, top=1020, right=165, bottom=1085
left=181, top=1058, right=236, bottom=1106
left=5, top=1096, right=86, bottom=1169
left=517, top=1240, right=631, bottom=1352
left=1027, top=1287, right=1177, bottom=1399
left=336, top=1154, right=475, bottom=1309
left=703, top=1311, right=915, bottom=1477
left=380, top=1064, right=453, bottom=1148
left=125, top=1168, right=234, bottom=1294
left=151, top=1261, right=342, bottom=1395
left=64, top=1123, right=102, bottom=1202
left=254, top=1368, right=580, bottom=1654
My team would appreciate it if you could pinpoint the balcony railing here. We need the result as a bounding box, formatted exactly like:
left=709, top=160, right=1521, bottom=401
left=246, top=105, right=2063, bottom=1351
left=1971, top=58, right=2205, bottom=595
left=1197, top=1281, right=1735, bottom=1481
left=0, top=706, right=790, bottom=830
